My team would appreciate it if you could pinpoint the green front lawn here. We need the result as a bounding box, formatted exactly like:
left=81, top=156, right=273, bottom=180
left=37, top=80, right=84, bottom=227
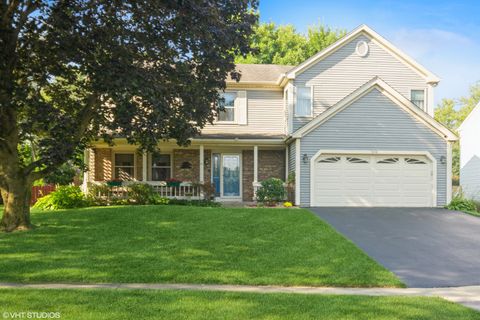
left=0, top=205, right=402, bottom=287
left=1, top=289, right=478, bottom=320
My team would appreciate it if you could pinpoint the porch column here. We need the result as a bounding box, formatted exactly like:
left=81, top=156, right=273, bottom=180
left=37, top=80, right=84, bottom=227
left=82, top=148, right=90, bottom=193
left=253, top=145, right=258, bottom=183
left=253, top=146, right=259, bottom=200
left=142, top=151, right=147, bottom=182
left=199, top=145, right=204, bottom=183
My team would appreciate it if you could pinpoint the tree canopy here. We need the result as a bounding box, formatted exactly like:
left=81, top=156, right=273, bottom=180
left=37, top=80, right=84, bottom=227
left=235, top=22, right=346, bottom=65
left=434, top=82, right=480, bottom=178
left=0, top=0, right=257, bottom=231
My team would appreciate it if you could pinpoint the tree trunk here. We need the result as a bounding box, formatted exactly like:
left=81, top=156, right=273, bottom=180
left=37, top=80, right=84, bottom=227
left=0, top=179, right=33, bottom=232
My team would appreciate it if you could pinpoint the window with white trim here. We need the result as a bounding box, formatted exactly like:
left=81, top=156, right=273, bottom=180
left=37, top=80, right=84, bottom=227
left=295, top=86, right=312, bottom=116
left=114, top=153, right=135, bottom=180
left=151, top=154, right=171, bottom=181
left=411, top=90, right=425, bottom=110
left=218, top=92, right=236, bottom=122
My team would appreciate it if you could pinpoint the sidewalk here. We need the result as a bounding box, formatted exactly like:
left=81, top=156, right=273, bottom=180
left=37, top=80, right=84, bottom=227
left=1, top=282, right=479, bottom=311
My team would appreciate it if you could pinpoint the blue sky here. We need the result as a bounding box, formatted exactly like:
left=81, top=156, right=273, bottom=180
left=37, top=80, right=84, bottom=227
left=259, top=0, right=480, bottom=106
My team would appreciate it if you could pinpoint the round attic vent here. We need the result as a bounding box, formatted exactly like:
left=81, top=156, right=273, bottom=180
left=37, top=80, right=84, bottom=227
left=355, top=40, right=369, bottom=57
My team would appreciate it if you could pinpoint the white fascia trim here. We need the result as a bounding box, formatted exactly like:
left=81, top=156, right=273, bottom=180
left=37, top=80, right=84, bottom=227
left=286, top=24, right=440, bottom=83
left=295, top=139, right=301, bottom=206
left=309, top=150, right=438, bottom=207
left=292, top=77, right=457, bottom=141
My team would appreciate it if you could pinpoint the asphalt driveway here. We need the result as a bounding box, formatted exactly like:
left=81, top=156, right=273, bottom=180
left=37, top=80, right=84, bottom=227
left=310, top=207, right=480, bottom=288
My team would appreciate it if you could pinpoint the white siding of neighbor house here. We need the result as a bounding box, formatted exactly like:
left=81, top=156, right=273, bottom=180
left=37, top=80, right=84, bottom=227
left=299, top=89, right=447, bottom=207
left=460, top=105, right=480, bottom=200
left=202, top=89, right=285, bottom=136
left=292, top=34, right=429, bottom=132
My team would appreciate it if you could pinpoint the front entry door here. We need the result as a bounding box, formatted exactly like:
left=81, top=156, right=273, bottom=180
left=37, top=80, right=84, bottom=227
left=222, top=155, right=240, bottom=197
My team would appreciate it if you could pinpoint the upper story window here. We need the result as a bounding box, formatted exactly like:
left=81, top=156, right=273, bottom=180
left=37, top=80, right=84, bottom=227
left=411, top=90, right=425, bottom=110
left=114, top=153, right=134, bottom=180
left=151, top=154, right=171, bottom=181
left=295, top=86, right=312, bottom=117
left=218, top=92, right=236, bottom=122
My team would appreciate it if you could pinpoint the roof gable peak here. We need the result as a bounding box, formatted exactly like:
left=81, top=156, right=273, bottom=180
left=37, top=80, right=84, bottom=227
left=286, top=24, right=440, bottom=84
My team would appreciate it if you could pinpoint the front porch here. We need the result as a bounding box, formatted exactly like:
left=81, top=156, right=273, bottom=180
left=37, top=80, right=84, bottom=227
left=83, top=140, right=287, bottom=201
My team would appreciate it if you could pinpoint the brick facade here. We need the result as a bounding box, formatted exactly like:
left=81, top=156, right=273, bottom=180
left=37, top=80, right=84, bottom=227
left=90, top=147, right=285, bottom=201
left=93, top=148, right=112, bottom=181
left=242, top=150, right=254, bottom=201
left=258, top=150, right=286, bottom=181
left=172, top=149, right=211, bottom=182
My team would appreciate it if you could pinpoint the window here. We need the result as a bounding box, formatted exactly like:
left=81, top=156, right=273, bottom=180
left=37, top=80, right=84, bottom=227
left=411, top=90, right=425, bottom=109
left=318, top=156, right=341, bottom=163
left=151, top=154, right=171, bottom=181
left=347, top=157, right=369, bottom=163
left=114, top=153, right=134, bottom=180
left=295, top=87, right=312, bottom=116
left=405, top=157, right=427, bottom=164
left=377, top=157, right=399, bottom=164
left=218, top=92, right=236, bottom=122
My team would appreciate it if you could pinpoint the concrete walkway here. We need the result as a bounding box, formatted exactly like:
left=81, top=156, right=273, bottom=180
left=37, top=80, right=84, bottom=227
left=1, top=282, right=479, bottom=311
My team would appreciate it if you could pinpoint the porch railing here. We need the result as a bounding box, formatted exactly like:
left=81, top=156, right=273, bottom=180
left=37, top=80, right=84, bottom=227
left=91, top=181, right=202, bottom=200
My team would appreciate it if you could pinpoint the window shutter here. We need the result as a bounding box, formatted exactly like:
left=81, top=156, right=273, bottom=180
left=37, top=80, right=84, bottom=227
left=235, top=91, right=247, bottom=125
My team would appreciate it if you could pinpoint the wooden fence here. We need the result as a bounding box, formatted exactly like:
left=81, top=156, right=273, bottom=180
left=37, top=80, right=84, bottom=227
left=31, top=185, right=56, bottom=205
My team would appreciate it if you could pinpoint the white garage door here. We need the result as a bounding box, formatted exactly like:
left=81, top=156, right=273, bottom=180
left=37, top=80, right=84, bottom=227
left=313, top=154, right=434, bottom=207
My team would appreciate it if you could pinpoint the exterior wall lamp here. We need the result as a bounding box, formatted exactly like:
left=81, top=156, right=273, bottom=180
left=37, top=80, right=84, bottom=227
left=439, top=156, right=446, bottom=164
left=302, top=153, right=309, bottom=164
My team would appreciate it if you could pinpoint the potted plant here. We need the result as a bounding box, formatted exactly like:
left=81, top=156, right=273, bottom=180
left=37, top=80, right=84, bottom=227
left=106, top=179, right=123, bottom=187
left=166, top=178, right=182, bottom=188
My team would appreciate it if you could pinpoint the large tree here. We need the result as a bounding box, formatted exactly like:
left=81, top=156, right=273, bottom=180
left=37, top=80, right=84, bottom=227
left=0, top=0, right=257, bottom=231
left=235, top=22, right=346, bottom=65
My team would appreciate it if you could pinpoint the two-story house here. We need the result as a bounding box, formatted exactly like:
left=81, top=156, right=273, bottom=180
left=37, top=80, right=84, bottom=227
left=83, top=25, right=457, bottom=207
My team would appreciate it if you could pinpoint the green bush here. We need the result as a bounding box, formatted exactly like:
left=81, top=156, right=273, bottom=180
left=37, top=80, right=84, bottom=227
left=256, top=178, right=286, bottom=205
left=127, top=183, right=156, bottom=205
left=446, top=194, right=477, bottom=212
left=33, top=185, right=88, bottom=210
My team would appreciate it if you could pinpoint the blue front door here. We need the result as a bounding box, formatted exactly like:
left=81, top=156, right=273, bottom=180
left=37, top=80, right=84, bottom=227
left=222, top=155, right=240, bottom=197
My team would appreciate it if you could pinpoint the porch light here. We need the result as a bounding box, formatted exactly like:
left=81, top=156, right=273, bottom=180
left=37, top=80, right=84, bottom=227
left=302, top=153, right=309, bottom=164
left=439, top=156, right=446, bottom=164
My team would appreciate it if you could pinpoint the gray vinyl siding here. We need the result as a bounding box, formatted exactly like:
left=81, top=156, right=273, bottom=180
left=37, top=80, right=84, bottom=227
left=288, top=142, right=295, bottom=174
left=460, top=156, right=480, bottom=201
left=293, top=34, right=428, bottom=131
left=202, top=89, right=285, bottom=136
left=299, top=89, right=447, bottom=207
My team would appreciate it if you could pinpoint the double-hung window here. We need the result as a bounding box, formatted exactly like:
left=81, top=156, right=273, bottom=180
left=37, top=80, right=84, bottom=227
left=114, top=153, right=135, bottom=180
left=411, top=90, right=425, bottom=110
left=151, top=154, right=171, bottom=181
left=218, top=92, right=236, bottom=122
left=295, top=86, right=312, bottom=116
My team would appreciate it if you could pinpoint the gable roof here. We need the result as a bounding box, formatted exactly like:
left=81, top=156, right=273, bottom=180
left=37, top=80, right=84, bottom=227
left=286, top=24, right=440, bottom=84
left=458, top=102, right=480, bottom=132
left=227, top=64, right=294, bottom=84
left=291, top=77, right=457, bottom=141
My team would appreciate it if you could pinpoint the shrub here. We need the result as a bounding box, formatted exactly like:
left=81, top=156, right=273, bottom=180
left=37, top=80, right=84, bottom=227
left=256, top=178, right=286, bottom=205
left=33, top=185, right=88, bottom=210
left=446, top=194, right=477, bottom=212
left=127, top=183, right=156, bottom=205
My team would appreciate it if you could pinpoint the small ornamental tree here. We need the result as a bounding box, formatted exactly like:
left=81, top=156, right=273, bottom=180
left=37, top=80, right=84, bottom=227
left=0, top=0, right=257, bottom=231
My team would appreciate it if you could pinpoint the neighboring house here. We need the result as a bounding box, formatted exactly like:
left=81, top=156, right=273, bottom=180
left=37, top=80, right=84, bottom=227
left=459, top=102, right=480, bottom=201
left=83, top=24, right=457, bottom=207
